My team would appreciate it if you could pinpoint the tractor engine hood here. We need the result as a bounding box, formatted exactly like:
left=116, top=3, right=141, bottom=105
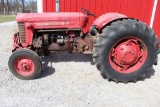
left=16, top=12, right=88, bottom=29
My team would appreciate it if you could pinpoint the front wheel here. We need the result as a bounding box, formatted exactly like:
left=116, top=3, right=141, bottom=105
left=8, top=49, right=42, bottom=80
left=93, top=19, right=159, bottom=83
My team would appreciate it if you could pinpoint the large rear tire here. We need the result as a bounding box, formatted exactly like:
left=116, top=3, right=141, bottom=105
left=93, top=19, right=159, bottom=83
left=8, top=49, right=42, bottom=80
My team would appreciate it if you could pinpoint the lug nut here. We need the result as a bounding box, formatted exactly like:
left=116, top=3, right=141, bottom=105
left=120, top=47, right=123, bottom=50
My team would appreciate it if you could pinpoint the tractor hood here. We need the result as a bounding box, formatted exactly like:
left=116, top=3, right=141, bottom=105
left=16, top=12, right=85, bottom=22
left=16, top=12, right=88, bottom=28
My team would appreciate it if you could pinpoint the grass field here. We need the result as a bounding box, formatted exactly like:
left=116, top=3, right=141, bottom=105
left=0, top=15, right=16, bottom=23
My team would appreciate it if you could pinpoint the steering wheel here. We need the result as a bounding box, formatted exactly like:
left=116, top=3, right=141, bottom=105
left=81, top=8, right=96, bottom=17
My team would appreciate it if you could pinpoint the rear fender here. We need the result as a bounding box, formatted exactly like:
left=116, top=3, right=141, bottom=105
left=93, top=13, right=127, bottom=30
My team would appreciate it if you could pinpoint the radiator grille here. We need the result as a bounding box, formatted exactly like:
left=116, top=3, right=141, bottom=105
left=18, top=23, right=26, bottom=43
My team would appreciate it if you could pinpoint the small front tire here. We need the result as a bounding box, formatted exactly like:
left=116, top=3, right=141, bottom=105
left=8, top=49, right=42, bottom=80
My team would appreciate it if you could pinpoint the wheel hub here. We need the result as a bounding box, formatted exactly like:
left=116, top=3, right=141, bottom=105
left=113, top=40, right=141, bottom=67
left=110, top=38, right=147, bottom=73
left=14, top=57, right=34, bottom=76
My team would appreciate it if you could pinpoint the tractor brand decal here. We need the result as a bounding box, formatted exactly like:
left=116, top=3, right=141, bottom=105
left=35, top=21, right=75, bottom=26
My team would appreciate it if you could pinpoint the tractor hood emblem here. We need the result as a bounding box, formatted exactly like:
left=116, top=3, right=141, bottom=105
left=34, top=21, right=75, bottom=26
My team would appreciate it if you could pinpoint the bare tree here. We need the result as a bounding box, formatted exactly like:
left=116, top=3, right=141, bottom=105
left=15, top=0, right=20, bottom=13
left=1, top=0, right=5, bottom=15
left=0, top=0, right=2, bottom=14
left=21, top=0, right=25, bottom=12
left=6, top=0, right=10, bottom=14
left=1, top=0, right=4, bottom=7
left=0, top=0, right=37, bottom=14
left=26, top=0, right=37, bottom=12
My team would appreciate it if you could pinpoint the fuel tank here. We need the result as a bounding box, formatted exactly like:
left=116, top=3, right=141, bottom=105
left=16, top=12, right=88, bottom=29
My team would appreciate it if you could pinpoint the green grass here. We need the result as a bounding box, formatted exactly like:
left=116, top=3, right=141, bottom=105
left=0, top=15, right=16, bottom=23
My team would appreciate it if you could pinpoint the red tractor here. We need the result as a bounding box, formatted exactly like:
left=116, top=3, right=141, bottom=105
left=8, top=8, right=160, bottom=83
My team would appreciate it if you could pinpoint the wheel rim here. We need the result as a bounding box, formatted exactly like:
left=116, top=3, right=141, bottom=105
left=109, top=37, right=148, bottom=73
left=14, top=57, right=35, bottom=76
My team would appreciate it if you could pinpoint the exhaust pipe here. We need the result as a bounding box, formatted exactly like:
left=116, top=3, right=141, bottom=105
left=56, top=0, right=60, bottom=12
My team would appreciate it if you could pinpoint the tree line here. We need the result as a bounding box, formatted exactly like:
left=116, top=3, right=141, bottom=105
left=0, top=0, right=37, bottom=15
